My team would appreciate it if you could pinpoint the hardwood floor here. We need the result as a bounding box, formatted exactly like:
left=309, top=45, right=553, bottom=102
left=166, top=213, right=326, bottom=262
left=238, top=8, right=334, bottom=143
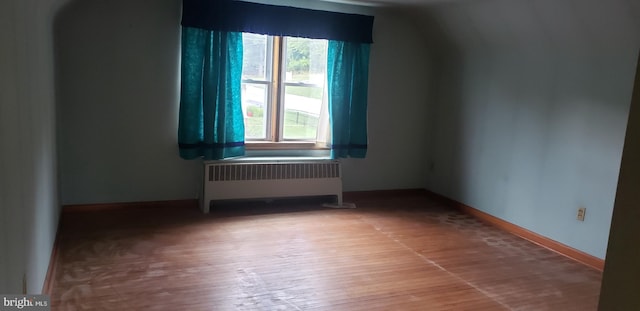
left=51, top=193, right=602, bottom=310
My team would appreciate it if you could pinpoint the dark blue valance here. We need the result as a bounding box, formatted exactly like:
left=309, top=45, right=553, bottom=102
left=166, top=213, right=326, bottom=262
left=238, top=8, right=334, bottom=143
left=181, top=0, right=374, bottom=43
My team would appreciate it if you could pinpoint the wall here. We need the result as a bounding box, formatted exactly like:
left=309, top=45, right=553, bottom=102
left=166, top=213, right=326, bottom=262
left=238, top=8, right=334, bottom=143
left=341, top=9, right=431, bottom=191
left=419, top=0, right=640, bottom=258
left=598, top=54, right=640, bottom=310
left=0, top=0, right=68, bottom=294
left=55, top=0, right=201, bottom=205
left=55, top=0, right=431, bottom=205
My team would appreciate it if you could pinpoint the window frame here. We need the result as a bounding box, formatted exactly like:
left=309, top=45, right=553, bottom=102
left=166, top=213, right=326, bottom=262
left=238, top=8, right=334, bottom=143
left=242, top=34, right=329, bottom=150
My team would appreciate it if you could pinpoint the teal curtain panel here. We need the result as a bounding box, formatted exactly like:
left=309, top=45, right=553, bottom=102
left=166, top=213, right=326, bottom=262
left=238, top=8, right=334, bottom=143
left=178, top=27, right=245, bottom=160
left=327, top=41, right=371, bottom=159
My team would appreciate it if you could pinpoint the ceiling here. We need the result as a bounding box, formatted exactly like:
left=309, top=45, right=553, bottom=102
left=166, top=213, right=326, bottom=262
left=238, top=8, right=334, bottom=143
left=317, top=0, right=448, bottom=7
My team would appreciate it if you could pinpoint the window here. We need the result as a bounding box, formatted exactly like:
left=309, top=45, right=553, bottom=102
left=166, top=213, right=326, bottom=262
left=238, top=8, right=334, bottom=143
left=179, top=1, right=373, bottom=160
left=241, top=33, right=329, bottom=148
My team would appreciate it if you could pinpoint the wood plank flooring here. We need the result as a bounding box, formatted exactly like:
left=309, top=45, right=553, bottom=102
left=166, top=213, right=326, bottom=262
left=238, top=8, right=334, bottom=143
left=51, top=193, right=602, bottom=310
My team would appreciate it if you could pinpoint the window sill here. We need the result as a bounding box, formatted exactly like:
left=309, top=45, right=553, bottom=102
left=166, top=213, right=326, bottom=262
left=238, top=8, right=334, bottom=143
left=245, top=141, right=329, bottom=151
left=208, top=156, right=333, bottom=164
left=242, top=142, right=330, bottom=158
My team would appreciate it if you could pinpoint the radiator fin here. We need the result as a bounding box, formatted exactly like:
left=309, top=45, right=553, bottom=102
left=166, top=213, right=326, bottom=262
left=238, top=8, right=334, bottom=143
left=208, top=162, right=340, bottom=181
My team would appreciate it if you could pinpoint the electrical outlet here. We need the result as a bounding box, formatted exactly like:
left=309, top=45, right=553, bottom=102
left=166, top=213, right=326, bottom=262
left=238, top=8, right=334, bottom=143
left=577, top=208, right=586, bottom=221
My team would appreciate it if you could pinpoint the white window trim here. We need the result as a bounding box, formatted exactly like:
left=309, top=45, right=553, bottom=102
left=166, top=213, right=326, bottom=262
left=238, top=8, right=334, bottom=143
left=242, top=34, right=330, bottom=150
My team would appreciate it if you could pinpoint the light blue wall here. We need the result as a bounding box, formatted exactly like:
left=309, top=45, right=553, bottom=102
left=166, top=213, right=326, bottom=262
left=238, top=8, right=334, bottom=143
left=0, top=0, right=69, bottom=294
left=342, top=10, right=431, bottom=192
left=55, top=0, right=431, bottom=205
left=55, top=0, right=201, bottom=205
left=419, top=0, right=640, bottom=258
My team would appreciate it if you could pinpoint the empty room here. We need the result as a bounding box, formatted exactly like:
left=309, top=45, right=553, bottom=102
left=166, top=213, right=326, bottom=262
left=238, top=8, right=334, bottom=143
left=1, top=0, right=639, bottom=309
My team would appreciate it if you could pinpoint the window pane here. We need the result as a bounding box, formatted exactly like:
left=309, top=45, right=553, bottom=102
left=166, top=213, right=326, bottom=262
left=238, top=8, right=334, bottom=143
left=242, top=33, right=272, bottom=141
left=242, top=33, right=269, bottom=80
left=242, top=83, right=268, bottom=139
left=282, top=37, right=327, bottom=141
left=282, top=85, right=322, bottom=140
left=284, top=37, right=327, bottom=84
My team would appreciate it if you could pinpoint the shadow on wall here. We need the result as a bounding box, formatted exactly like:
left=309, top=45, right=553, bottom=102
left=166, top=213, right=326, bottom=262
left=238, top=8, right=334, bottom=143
left=398, top=6, right=465, bottom=199
left=53, top=0, right=201, bottom=206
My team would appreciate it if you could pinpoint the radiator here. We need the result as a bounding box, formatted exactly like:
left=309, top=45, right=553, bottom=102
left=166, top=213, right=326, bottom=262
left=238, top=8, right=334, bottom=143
left=201, top=159, right=343, bottom=213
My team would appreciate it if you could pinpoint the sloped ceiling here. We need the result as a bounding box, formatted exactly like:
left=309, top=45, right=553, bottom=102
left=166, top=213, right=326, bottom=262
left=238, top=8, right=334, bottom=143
left=318, top=0, right=447, bottom=6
